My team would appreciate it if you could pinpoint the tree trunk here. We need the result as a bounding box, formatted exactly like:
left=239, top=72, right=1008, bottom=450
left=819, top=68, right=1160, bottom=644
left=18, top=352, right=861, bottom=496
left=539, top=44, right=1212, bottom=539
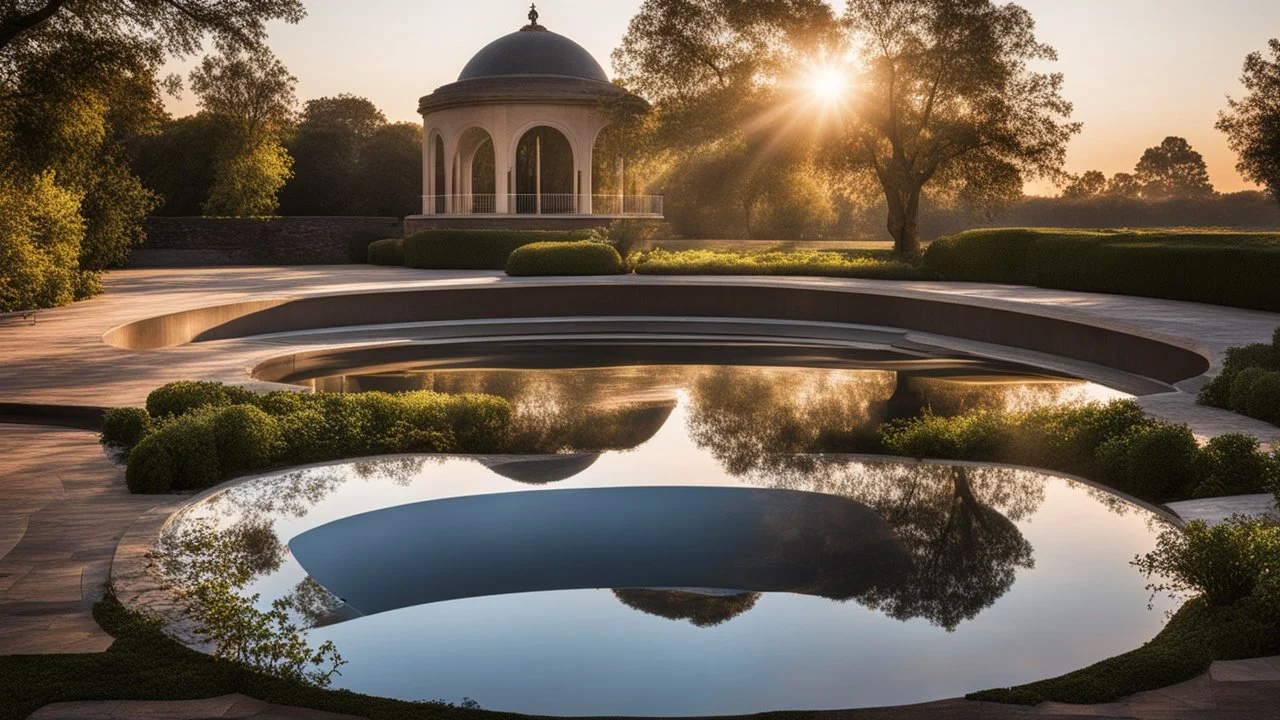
left=883, top=182, right=922, bottom=258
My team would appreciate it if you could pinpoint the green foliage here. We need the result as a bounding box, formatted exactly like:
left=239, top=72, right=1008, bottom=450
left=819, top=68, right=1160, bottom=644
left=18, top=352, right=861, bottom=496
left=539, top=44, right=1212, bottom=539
left=923, top=229, right=1280, bottom=311
left=100, top=407, right=153, bottom=450
left=132, top=113, right=240, bottom=216
left=202, top=138, right=294, bottom=217
left=348, top=122, right=423, bottom=218
left=1227, top=367, right=1280, bottom=425
left=126, top=383, right=514, bottom=493
left=1217, top=39, right=1280, bottom=206
left=1199, top=341, right=1280, bottom=407
left=1134, top=137, right=1215, bottom=200
left=126, top=410, right=221, bottom=493
left=505, top=241, right=625, bottom=276
left=403, top=230, right=577, bottom=270
left=0, top=172, right=87, bottom=312
left=156, top=522, right=343, bottom=686
left=146, top=381, right=258, bottom=420
left=1195, top=434, right=1280, bottom=498
left=1136, top=519, right=1280, bottom=608
left=599, top=219, right=661, bottom=256
left=880, top=400, right=1273, bottom=505
left=365, top=238, right=405, bottom=266
left=1096, top=423, right=1201, bottom=502
left=970, top=597, right=1280, bottom=705
left=279, top=95, right=385, bottom=216
left=634, top=247, right=921, bottom=279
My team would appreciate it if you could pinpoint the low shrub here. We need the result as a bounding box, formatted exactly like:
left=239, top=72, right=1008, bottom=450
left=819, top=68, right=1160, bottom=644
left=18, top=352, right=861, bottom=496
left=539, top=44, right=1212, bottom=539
left=145, top=381, right=256, bottom=420
left=403, top=230, right=575, bottom=270
left=125, top=383, right=515, bottom=493
left=365, top=238, right=405, bottom=266
left=100, top=407, right=152, bottom=449
left=1194, top=434, right=1280, bottom=498
left=924, top=229, right=1280, bottom=311
left=1096, top=423, right=1201, bottom=502
left=1227, top=367, right=1280, bottom=425
left=1199, top=341, right=1280, bottom=407
left=1135, top=518, right=1280, bottom=607
left=878, top=399, right=1274, bottom=504
left=633, top=248, right=921, bottom=280
left=126, top=410, right=220, bottom=493
left=505, top=241, right=625, bottom=276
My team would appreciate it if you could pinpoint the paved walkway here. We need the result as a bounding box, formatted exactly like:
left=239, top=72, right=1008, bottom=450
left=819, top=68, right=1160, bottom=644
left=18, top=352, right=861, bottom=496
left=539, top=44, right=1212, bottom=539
left=0, top=424, right=159, bottom=655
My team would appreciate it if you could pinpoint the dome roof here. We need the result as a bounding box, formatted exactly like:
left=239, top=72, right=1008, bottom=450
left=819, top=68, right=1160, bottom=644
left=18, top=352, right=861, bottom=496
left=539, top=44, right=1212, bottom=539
left=458, top=27, right=610, bottom=83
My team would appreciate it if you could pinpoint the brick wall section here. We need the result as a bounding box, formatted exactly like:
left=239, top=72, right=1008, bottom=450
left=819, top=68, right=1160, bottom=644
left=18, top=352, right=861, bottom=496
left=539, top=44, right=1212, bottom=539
left=129, top=217, right=402, bottom=267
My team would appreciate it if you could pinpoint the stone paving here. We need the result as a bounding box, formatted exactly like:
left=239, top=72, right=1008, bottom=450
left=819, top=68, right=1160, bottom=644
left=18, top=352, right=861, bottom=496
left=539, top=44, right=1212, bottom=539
left=3, top=266, right=1280, bottom=718
left=0, top=424, right=160, bottom=655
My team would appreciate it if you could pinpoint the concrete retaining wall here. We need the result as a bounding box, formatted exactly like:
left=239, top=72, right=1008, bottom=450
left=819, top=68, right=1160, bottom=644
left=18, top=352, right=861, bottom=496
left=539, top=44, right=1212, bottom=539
left=102, top=282, right=1211, bottom=384
left=129, top=217, right=402, bottom=267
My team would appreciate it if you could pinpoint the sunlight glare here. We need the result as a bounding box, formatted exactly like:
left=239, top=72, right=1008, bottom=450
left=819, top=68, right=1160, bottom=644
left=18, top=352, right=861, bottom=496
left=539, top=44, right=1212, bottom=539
left=808, top=66, right=847, bottom=103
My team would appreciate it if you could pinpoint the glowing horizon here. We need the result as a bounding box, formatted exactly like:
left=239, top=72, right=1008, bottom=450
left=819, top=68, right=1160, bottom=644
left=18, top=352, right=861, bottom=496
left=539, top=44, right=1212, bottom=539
left=159, top=0, right=1280, bottom=196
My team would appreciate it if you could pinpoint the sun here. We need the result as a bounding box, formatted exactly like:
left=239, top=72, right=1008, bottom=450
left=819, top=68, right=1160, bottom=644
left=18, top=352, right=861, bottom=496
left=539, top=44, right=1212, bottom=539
left=808, top=66, right=848, bottom=103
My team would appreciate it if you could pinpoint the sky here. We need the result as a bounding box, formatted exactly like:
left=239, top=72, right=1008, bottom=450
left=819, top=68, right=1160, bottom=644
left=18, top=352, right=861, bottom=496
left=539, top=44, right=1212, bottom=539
left=160, top=0, right=1280, bottom=195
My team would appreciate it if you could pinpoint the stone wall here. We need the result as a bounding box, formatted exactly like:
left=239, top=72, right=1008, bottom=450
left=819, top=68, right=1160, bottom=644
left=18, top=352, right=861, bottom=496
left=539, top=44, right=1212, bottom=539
left=129, top=217, right=402, bottom=267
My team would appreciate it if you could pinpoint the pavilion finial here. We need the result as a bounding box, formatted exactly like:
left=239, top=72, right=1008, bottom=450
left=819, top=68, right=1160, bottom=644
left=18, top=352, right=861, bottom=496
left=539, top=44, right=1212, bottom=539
left=527, top=3, right=541, bottom=27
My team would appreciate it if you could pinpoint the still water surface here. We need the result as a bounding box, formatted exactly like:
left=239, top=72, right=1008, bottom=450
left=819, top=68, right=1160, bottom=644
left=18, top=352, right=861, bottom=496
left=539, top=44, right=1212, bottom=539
left=160, top=364, right=1173, bottom=716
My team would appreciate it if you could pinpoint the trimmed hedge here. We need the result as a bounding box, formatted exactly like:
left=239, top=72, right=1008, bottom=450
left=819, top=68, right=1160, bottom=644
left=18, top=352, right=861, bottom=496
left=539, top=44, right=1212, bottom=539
left=1198, top=328, right=1280, bottom=425
left=100, top=407, right=152, bottom=450
left=347, top=236, right=376, bottom=263
left=404, top=230, right=578, bottom=270
left=632, top=248, right=922, bottom=280
left=124, top=383, right=513, bottom=493
left=923, top=229, right=1280, bottom=311
left=366, top=238, right=405, bottom=267
left=879, top=400, right=1279, bottom=503
left=505, top=241, right=625, bottom=276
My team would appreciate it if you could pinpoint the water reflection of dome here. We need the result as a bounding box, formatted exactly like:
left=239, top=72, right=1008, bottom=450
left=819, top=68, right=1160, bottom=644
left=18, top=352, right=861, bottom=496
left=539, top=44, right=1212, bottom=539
left=487, top=454, right=600, bottom=485
left=612, top=588, right=761, bottom=627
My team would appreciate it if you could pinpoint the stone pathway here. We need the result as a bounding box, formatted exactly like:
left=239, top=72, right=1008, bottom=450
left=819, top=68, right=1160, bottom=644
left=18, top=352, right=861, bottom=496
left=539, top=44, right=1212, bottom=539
left=1168, top=494, right=1279, bottom=526
left=0, top=424, right=160, bottom=655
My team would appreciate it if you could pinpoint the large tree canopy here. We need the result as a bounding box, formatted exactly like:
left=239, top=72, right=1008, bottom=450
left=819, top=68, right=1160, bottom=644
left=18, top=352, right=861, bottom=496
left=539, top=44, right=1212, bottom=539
left=1133, top=136, right=1215, bottom=201
left=840, top=0, right=1079, bottom=255
left=0, top=0, right=305, bottom=57
left=1218, top=39, right=1280, bottom=206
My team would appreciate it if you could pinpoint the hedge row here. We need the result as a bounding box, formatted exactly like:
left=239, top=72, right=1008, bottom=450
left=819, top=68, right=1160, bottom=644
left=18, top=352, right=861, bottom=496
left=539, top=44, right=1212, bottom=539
left=1198, top=327, right=1280, bottom=426
left=879, top=399, right=1280, bottom=503
left=366, top=238, right=405, bottom=267
left=404, top=230, right=582, bottom=270
left=107, top=382, right=512, bottom=493
left=633, top=248, right=922, bottom=280
left=923, top=229, right=1280, bottom=311
left=505, top=241, right=625, bottom=276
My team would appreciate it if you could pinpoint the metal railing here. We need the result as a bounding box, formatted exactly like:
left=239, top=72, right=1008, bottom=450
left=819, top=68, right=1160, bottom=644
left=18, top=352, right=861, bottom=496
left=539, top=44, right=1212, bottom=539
left=422, top=194, right=664, bottom=217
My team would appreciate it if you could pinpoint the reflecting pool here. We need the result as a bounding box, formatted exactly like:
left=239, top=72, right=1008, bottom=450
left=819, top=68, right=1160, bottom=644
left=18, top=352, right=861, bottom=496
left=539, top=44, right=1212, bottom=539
left=158, top=362, right=1171, bottom=716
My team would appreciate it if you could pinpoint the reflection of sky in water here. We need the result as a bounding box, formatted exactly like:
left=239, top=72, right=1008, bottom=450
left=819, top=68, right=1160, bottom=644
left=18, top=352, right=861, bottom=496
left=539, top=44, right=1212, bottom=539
left=161, top=368, right=1169, bottom=716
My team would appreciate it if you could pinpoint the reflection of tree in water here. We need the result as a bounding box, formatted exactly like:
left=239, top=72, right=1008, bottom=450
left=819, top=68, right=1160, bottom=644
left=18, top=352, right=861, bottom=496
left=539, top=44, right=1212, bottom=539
left=155, top=516, right=287, bottom=583
left=766, top=461, right=1042, bottom=631
left=408, top=367, right=682, bottom=453
left=612, top=589, right=760, bottom=627
left=685, top=367, right=896, bottom=476
left=911, top=377, right=1127, bottom=416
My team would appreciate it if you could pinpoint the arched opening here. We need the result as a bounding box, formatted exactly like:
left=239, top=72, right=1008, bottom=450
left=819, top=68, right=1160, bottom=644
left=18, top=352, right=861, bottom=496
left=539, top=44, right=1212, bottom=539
left=456, top=127, right=496, bottom=213
left=432, top=134, right=446, bottom=214
left=515, top=126, right=575, bottom=214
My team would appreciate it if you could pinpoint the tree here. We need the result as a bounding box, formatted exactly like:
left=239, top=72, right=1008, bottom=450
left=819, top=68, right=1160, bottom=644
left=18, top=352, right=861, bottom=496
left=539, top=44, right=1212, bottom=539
left=840, top=0, right=1080, bottom=256
left=613, top=0, right=847, bottom=239
left=1218, top=39, right=1280, bottom=206
left=189, top=44, right=297, bottom=141
left=0, top=0, right=305, bottom=57
left=190, top=44, right=296, bottom=217
left=1106, top=172, right=1141, bottom=199
left=280, top=95, right=387, bottom=215
left=1134, top=136, right=1215, bottom=200
left=348, top=121, right=423, bottom=218
left=203, top=138, right=293, bottom=216
left=132, top=113, right=240, bottom=215
left=1061, top=170, right=1107, bottom=199
left=0, top=172, right=86, bottom=312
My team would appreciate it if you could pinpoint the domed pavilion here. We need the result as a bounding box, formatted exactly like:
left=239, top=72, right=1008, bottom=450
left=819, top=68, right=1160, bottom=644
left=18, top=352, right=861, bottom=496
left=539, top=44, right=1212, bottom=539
left=408, top=5, right=661, bottom=232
